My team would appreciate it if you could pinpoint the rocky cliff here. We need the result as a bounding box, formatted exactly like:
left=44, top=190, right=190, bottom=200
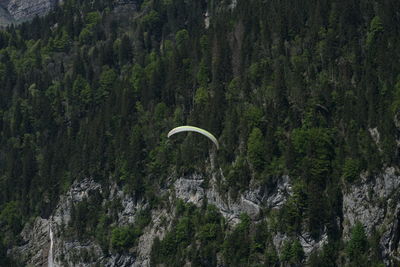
left=0, top=0, right=60, bottom=25
left=343, top=167, right=400, bottom=265
left=9, top=162, right=400, bottom=266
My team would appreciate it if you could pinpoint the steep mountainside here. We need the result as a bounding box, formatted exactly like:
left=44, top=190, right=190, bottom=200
left=0, top=0, right=399, bottom=266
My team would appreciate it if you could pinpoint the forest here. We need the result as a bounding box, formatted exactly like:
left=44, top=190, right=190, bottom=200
left=0, top=0, right=399, bottom=265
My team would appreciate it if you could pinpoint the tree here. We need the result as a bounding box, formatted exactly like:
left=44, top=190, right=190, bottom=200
left=96, top=65, right=117, bottom=103
left=346, top=222, right=368, bottom=266
left=119, top=34, right=132, bottom=65
left=247, top=127, right=265, bottom=171
left=72, top=75, right=92, bottom=109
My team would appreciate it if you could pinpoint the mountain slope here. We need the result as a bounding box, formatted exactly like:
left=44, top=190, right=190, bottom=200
left=0, top=0, right=399, bottom=266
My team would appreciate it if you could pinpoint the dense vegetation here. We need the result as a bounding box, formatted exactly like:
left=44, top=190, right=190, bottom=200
left=0, top=0, right=399, bottom=265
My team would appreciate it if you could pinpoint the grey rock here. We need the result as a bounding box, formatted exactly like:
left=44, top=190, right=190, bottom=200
left=343, top=167, right=400, bottom=265
left=7, top=0, right=59, bottom=22
left=0, top=0, right=10, bottom=7
left=299, top=231, right=328, bottom=255
left=265, top=175, right=292, bottom=208
left=394, top=112, right=400, bottom=130
left=174, top=173, right=291, bottom=225
left=10, top=177, right=171, bottom=267
left=174, top=172, right=262, bottom=225
left=12, top=162, right=400, bottom=266
left=380, top=202, right=400, bottom=266
left=0, top=5, right=13, bottom=26
left=369, top=127, right=381, bottom=148
left=134, top=208, right=173, bottom=266
left=273, top=232, right=288, bottom=254
left=8, top=217, right=50, bottom=266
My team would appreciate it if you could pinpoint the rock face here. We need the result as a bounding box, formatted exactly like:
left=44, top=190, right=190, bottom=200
left=9, top=179, right=105, bottom=266
left=9, top=178, right=171, bottom=266
left=174, top=173, right=292, bottom=225
left=7, top=0, right=59, bottom=22
left=9, top=165, right=400, bottom=266
left=9, top=171, right=297, bottom=266
left=0, top=0, right=60, bottom=25
left=9, top=217, right=50, bottom=266
left=343, top=166, right=400, bottom=265
left=0, top=3, right=12, bottom=25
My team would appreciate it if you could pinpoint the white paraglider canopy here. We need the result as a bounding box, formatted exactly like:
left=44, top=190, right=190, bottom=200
left=167, top=126, right=219, bottom=149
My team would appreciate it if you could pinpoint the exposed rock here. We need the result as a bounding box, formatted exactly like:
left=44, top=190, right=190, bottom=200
left=52, top=178, right=102, bottom=227
left=103, top=254, right=137, bottom=267
left=9, top=178, right=173, bottom=267
left=8, top=217, right=50, bottom=266
left=10, top=0, right=58, bottom=21
left=0, top=5, right=13, bottom=26
left=174, top=174, right=205, bottom=204
left=0, top=0, right=10, bottom=7
left=369, top=127, right=382, bottom=151
left=228, top=0, right=237, bottom=10
left=299, top=231, right=328, bottom=255
left=265, top=175, right=292, bottom=208
left=4, top=0, right=60, bottom=23
left=343, top=167, right=400, bottom=235
left=342, top=166, right=400, bottom=265
left=394, top=111, right=400, bottom=130
left=174, top=172, right=262, bottom=225
left=134, top=207, right=173, bottom=266
left=174, top=171, right=333, bottom=259
left=9, top=179, right=105, bottom=266
left=204, top=11, right=210, bottom=29
left=380, top=202, right=400, bottom=265
left=55, top=239, right=103, bottom=267
left=273, top=232, right=288, bottom=254
left=174, top=173, right=291, bottom=225
left=118, top=194, right=145, bottom=225
left=11, top=164, right=400, bottom=266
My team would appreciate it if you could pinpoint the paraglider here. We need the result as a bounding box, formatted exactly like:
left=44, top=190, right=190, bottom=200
left=167, top=126, right=219, bottom=149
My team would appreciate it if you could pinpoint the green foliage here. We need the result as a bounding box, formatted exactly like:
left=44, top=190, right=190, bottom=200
left=366, top=16, right=384, bottom=47
left=0, top=202, right=22, bottom=235
left=100, top=207, right=150, bottom=253
left=226, top=155, right=251, bottom=196
left=53, top=29, right=71, bottom=52
left=342, top=158, right=361, bottom=183
left=346, top=222, right=368, bottom=265
left=265, top=246, right=279, bottom=266
left=131, top=63, right=145, bottom=94
left=97, top=65, right=116, bottom=101
left=110, top=226, right=139, bottom=251
left=85, top=11, right=101, bottom=26
left=69, top=196, right=102, bottom=239
left=72, top=75, right=92, bottom=106
left=175, top=29, right=189, bottom=50
left=247, top=127, right=265, bottom=171
left=391, top=76, right=400, bottom=115
left=280, top=239, right=304, bottom=265
left=290, top=127, right=334, bottom=236
left=222, top=214, right=251, bottom=266
left=152, top=203, right=225, bottom=266
left=244, top=105, right=263, bottom=129
left=194, top=86, right=209, bottom=106
left=280, top=181, right=307, bottom=233
left=79, top=27, right=93, bottom=44
left=95, top=214, right=111, bottom=251
left=141, top=10, right=160, bottom=31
